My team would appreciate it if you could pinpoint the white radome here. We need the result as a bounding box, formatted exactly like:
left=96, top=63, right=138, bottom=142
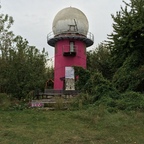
left=52, top=7, right=89, bottom=36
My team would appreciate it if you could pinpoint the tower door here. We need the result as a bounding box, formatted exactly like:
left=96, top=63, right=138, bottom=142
left=65, top=67, right=75, bottom=90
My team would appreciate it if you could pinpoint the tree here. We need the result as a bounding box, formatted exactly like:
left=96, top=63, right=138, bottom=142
left=0, top=7, right=14, bottom=93
left=108, top=0, right=144, bottom=69
left=5, top=36, right=49, bottom=99
left=0, top=7, right=50, bottom=99
left=87, top=43, right=112, bottom=79
left=107, top=0, right=144, bottom=92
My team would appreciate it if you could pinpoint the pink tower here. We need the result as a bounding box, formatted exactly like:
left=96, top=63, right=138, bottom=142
left=47, top=7, right=94, bottom=90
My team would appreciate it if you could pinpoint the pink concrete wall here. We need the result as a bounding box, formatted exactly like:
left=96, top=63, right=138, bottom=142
left=54, top=39, right=86, bottom=89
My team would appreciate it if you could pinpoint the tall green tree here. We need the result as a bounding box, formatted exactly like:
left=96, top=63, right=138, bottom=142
left=0, top=7, right=52, bottom=99
left=5, top=36, right=49, bottom=99
left=0, top=7, right=14, bottom=93
left=108, top=0, right=144, bottom=69
left=108, top=0, right=144, bottom=92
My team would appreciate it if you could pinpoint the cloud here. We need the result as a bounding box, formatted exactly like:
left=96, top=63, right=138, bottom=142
left=1, top=0, right=129, bottom=58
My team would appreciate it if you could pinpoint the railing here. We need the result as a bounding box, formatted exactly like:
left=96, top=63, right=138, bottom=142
left=47, top=30, right=94, bottom=42
left=33, top=89, right=80, bottom=99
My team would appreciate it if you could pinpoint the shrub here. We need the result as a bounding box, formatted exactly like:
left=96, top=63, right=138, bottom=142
left=83, top=72, right=120, bottom=102
left=74, top=66, right=91, bottom=90
left=112, top=53, right=144, bottom=93
left=71, top=93, right=92, bottom=109
left=53, top=97, right=65, bottom=110
left=117, top=91, right=144, bottom=111
left=73, top=67, right=144, bottom=112
left=0, top=93, right=11, bottom=109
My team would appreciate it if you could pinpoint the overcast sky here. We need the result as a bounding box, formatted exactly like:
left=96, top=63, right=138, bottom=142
left=1, top=0, right=129, bottom=59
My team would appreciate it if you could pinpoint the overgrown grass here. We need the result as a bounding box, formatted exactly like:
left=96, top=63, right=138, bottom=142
left=0, top=107, right=144, bottom=144
left=0, top=93, right=11, bottom=109
left=1, top=93, right=144, bottom=143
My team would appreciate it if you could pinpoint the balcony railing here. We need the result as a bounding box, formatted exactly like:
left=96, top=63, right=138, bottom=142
left=47, top=30, right=94, bottom=43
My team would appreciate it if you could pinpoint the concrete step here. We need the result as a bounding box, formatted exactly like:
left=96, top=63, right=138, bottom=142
left=30, top=98, right=72, bottom=109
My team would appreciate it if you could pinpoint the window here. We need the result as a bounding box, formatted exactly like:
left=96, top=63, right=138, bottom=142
left=70, top=41, right=75, bottom=52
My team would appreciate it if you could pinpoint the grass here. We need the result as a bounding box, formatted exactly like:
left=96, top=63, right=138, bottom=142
left=0, top=106, right=144, bottom=144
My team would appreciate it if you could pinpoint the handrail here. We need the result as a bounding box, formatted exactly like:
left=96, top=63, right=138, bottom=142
left=47, top=30, right=94, bottom=42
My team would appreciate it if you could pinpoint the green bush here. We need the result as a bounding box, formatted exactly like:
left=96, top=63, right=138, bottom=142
left=74, top=66, right=91, bottom=90
left=54, top=97, right=64, bottom=110
left=117, top=91, right=144, bottom=111
left=83, top=72, right=120, bottom=102
left=93, top=91, right=144, bottom=111
left=112, top=52, right=144, bottom=92
left=0, top=93, right=30, bottom=110
left=73, top=67, right=144, bottom=112
left=71, top=93, right=92, bottom=109
left=0, top=93, right=11, bottom=109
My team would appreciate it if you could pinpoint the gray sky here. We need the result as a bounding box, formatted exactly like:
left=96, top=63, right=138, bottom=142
left=1, top=0, right=129, bottom=59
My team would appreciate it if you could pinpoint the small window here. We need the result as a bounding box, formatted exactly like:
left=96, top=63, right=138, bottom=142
left=70, top=41, right=75, bottom=52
